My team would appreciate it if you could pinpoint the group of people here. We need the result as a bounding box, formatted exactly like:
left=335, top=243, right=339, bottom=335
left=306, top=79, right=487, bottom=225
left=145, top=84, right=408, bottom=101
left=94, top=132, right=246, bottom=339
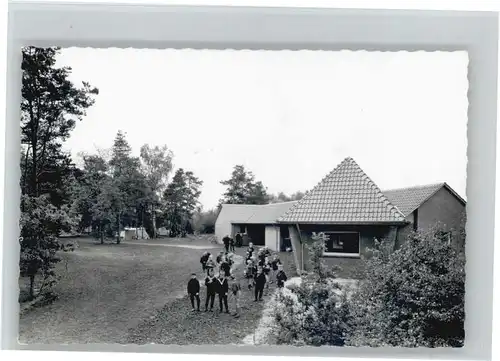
left=186, top=241, right=288, bottom=318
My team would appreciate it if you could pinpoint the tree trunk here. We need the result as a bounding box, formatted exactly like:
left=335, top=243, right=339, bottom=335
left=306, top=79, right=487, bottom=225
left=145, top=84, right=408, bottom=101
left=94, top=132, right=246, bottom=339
left=100, top=223, right=104, bottom=244
left=116, top=213, right=121, bottom=244
left=29, top=274, right=35, bottom=300
left=151, top=204, right=157, bottom=239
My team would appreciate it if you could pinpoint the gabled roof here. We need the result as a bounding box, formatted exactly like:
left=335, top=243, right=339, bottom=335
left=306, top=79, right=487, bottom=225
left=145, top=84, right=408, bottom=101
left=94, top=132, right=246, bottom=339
left=217, top=201, right=298, bottom=225
left=278, top=157, right=406, bottom=224
left=383, top=182, right=466, bottom=217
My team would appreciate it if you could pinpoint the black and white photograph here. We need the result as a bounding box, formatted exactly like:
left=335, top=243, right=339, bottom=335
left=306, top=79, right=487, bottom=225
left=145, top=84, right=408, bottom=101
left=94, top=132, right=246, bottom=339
left=17, top=47, right=468, bottom=348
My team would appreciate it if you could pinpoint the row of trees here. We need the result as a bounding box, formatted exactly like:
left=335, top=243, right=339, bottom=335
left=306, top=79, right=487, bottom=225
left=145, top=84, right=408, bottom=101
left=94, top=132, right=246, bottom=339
left=18, top=46, right=306, bottom=300
left=271, top=227, right=465, bottom=348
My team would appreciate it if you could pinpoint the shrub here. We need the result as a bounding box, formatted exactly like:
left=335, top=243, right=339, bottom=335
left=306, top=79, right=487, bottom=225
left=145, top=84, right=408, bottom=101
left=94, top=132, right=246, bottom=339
left=346, top=226, right=465, bottom=348
left=270, top=232, right=350, bottom=346
left=19, top=194, right=76, bottom=300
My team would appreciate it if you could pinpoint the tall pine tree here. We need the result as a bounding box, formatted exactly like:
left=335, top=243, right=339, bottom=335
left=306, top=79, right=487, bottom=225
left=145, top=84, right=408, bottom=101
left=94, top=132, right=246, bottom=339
left=163, top=168, right=203, bottom=237
left=19, top=46, right=98, bottom=299
left=219, top=165, right=270, bottom=205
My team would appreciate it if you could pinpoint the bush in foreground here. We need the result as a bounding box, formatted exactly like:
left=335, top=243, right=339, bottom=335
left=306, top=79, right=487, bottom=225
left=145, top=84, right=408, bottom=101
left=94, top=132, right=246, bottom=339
left=346, top=226, right=465, bottom=348
left=270, top=233, right=350, bottom=346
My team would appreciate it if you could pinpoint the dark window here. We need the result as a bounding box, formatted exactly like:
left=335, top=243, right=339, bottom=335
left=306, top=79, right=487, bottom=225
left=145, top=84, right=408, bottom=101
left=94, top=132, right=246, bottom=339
left=413, top=209, right=419, bottom=231
left=324, top=232, right=360, bottom=254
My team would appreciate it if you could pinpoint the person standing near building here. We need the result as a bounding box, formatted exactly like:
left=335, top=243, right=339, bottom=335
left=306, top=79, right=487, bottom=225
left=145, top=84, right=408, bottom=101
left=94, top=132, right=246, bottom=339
left=229, top=236, right=235, bottom=252
left=222, top=235, right=231, bottom=253
left=235, top=232, right=242, bottom=248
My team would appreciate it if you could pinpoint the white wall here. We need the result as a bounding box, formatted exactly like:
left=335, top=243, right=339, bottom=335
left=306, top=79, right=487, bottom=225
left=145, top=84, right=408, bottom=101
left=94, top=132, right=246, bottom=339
left=215, top=219, right=231, bottom=244
left=265, top=225, right=280, bottom=251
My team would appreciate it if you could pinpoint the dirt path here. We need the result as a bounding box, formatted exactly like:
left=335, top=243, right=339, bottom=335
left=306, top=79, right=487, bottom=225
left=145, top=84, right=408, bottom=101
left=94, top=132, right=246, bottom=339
left=124, top=241, right=220, bottom=250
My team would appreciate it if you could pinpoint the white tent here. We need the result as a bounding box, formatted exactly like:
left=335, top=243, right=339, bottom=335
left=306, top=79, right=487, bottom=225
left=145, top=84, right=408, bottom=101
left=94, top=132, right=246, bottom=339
left=157, top=227, right=170, bottom=237
left=120, top=227, right=150, bottom=240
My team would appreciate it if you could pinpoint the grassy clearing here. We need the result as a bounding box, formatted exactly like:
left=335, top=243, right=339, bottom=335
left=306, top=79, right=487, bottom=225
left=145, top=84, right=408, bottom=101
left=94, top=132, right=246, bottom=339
left=18, top=238, right=362, bottom=345
left=18, top=237, right=215, bottom=344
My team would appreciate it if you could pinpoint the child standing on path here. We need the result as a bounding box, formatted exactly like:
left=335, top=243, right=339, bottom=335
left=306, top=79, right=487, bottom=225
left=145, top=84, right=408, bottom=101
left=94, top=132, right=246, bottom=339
left=244, top=259, right=256, bottom=289
left=263, top=256, right=271, bottom=288
left=220, top=256, right=231, bottom=278
left=222, top=235, right=231, bottom=253
left=187, top=273, right=201, bottom=312
left=253, top=267, right=266, bottom=302
left=230, top=279, right=242, bottom=318
left=270, top=254, right=282, bottom=282
left=205, top=254, right=216, bottom=276
left=204, top=269, right=216, bottom=312
left=215, top=272, right=230, bottom=313
left=276, top=264, right=288, bottom=289
left=200, top=251, right=210, bottom=273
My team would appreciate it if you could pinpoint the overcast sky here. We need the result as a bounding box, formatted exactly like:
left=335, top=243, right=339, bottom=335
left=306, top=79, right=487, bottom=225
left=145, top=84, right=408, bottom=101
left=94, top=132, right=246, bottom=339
left=57, top=48, right=468, bottom=210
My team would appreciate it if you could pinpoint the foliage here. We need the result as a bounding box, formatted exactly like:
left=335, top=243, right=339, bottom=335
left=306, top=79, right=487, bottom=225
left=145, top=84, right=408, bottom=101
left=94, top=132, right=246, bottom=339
left=219, top=165, right=270, bottom=205
left=20, top=46, right=98, bottom=198
left=72, top=154, right=116, bottom=242
left=19, top=194, right=76, bottom=299
left=269, top=191, right=306, bottom=204
left=139, top=144, right=174, bottom=237
left=346, top=226, right=465, bottom=348
left=192, top=208, right=219, bottom=234
left=19, top=46, right=97, bottom=299
left=163, top=168, right=203, bottom=237
left=108, top=131, right=149, bottom=241
left=270, top=232, right=350, bottom=346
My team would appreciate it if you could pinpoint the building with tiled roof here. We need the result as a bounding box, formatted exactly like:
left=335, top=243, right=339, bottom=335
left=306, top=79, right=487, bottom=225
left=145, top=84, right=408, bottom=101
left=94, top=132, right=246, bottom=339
left=278, top=157, right=406, bottom=224
left=215, top=157, right=466, bottom=273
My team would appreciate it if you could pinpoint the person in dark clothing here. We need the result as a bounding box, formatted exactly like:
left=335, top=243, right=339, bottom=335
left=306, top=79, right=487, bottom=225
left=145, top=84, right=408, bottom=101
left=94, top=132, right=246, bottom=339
left=222, top=235, right=231, bottom=253
left=235, top=232, right=242, bottom=247
left=200, top=251, right=210, bottom=272
left=187, top=273, right=201, bottom=312
left=253, top=267, right=266, bottom=301
left=229, top=237, right=235, bottom=252
left=220, top=256, right=231, bottom=278
left=204, top=269, right=216, bottom=311
left=276, top=264, right=288, bottom=288
left=216, top=251, right=224, bottom=265
left=215, top=272, right=229, bottom=313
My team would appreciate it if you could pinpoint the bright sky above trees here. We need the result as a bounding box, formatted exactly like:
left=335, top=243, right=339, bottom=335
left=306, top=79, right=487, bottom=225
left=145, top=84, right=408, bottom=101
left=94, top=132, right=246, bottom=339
left=58, top=49, right=468, bottom=210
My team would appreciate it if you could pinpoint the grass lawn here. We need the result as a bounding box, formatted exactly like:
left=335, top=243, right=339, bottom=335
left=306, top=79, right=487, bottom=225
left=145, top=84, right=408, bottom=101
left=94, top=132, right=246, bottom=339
left=127, top=246, right=287, bottom=345
left=18, top=237, right=363, bottom=345
left=18, top=236, right=219, bottom=344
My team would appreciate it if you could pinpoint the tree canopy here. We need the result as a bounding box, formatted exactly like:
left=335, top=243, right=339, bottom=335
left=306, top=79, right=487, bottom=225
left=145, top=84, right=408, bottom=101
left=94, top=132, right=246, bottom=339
left=219, top=165, right=270, bottom=205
